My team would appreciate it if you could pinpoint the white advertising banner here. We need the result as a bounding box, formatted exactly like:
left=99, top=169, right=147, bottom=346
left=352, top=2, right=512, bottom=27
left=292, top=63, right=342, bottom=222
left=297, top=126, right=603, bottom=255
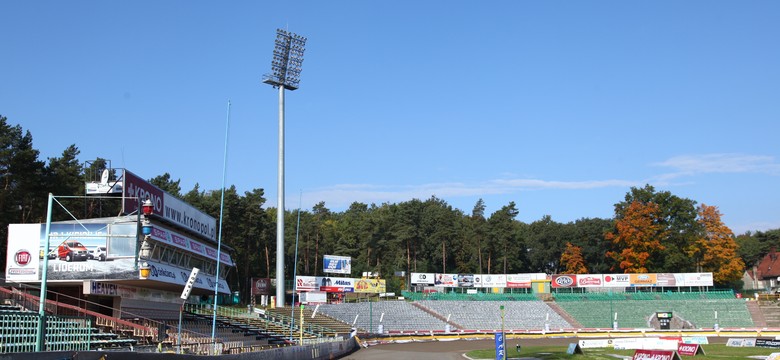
left=411, top=272, right=435, bottom=285
left=434, top=273, right=458, bottom=287
left=577, top=274, right=604, bottom=287
left=296, top=276, right=318, bottom=291
left=506, top=274, right=532, bottom=288
left=475, top=274, right=507, bottom=288
left=143, top=260, right=229, bottom=294
left=603, top=274, right=631, bottom=287
left=682, top=273, right=714, bottom=287
left=5, top=224, right=41, bottom=282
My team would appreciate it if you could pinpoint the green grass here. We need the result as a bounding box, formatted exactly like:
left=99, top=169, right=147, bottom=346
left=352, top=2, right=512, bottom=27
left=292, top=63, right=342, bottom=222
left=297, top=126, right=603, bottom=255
left=466, top=343, right=778, bottom=359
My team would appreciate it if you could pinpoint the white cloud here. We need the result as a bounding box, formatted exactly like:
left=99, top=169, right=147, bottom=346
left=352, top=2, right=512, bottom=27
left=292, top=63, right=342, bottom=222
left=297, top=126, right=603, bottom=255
left=653, top=154, right=780, bottom=177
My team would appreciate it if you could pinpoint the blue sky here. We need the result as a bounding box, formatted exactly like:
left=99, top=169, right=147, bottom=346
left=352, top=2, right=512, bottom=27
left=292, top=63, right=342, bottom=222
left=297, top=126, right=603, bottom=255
left=2, top=1, right=778, bottom=234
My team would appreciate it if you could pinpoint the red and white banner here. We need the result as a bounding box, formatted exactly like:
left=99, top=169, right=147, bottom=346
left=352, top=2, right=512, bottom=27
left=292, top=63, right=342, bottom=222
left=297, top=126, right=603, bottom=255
left=677, top=343, right=704, bottom=356
left=552, top=274, right=577, bottom=288
left=577, top=274, right=603, bottom=287
left=506, top=274, right=533, bottom=288
left=632, top=349, right=680, bottom=360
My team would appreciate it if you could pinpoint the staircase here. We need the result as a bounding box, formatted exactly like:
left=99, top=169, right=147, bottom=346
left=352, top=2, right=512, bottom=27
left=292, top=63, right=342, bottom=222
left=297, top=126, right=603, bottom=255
left=755, top=300, right=780, bottom=327
left=546, top=301, right=583, bottom=329
left=411, top=302, right=464, bottom=330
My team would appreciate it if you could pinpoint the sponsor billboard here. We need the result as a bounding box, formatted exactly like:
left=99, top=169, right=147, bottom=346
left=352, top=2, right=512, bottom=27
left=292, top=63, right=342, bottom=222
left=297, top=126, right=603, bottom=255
left=458, top=273, right=475, bottom=287
left=682, top=273, right=713, bottom=287
left=632, top=349, right=680, bottom=360
left=251, top=278, right=271, bottom=295
left=656, top=273, right=683, bottom=287
left=552, top=274, right=577, bottom=288
left=506, top=274, right=533, bottom=288
left=355, top=278, right=386, bottom=293
left=577, top=274, right=603, bottom=287
left=123, top=170, right=217, bottom=241
left=410, top=272, right=435, bottom=285
left=296, top=276, right=318, bottom=291
left=630, top=273, right=658, bottom=287
left=434, top=273, right=458, bottom=287
left=476, top=274, right=507, bottom=288
left=318, top=277, right=355, bottom=292
left=603, top=274, right=631, bottom=287
left=323, top=255, right=352, bottom=274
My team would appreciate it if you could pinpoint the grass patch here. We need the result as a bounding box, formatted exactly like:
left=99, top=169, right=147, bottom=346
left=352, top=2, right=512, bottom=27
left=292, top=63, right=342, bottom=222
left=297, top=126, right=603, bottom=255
left=466, top=343, right=777, bottom=359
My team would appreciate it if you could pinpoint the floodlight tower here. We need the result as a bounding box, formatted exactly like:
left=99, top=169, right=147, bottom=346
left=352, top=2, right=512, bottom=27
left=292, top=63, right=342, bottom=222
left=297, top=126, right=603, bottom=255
left=263, top=28, right=307, bottom=307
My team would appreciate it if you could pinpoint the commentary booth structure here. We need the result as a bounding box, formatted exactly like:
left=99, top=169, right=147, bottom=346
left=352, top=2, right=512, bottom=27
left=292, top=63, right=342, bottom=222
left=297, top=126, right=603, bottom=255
left=4, top=169, right=235, bottom=321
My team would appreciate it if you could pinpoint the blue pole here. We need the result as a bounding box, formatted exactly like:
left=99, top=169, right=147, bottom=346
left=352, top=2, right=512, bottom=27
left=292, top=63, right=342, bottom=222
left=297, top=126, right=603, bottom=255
left=211, top=100, right=231, bottom=354
left=35, top=193, right=54, bottom=352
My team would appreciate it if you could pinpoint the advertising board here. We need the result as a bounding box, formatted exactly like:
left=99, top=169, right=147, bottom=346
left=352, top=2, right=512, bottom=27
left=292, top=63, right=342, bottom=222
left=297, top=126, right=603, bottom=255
left=252, top=278, right=271, bottom=295
left=434, top=273, right=458, bottom=287
left=410, top=273, right=435, bottom=285
left=123, top=170, right=217, bottom=241
left=630, top=273, right=658, bottom=287
left=551, top=274, right=577, bottom=288
left=506, top=274, right=533, bottom=288
left=577, top=274, right=603, bottom=287
left=323, top=255, right=352, bottom=274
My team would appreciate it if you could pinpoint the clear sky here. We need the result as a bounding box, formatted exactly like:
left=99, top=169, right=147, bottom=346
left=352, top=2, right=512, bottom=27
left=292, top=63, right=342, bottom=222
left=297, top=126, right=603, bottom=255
left=2, top=1, right=778, bottom=234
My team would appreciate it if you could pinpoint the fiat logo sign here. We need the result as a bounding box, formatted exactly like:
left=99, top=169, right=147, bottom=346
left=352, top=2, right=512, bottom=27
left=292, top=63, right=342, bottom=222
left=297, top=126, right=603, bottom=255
left=15, top=250, right=32, bottom=266
left=555, top=275, right=574, bottom=287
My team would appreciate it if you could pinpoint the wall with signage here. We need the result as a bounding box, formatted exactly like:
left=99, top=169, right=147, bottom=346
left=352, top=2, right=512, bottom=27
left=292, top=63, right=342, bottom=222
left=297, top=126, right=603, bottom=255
left=409, top=272, right=713, bottom=289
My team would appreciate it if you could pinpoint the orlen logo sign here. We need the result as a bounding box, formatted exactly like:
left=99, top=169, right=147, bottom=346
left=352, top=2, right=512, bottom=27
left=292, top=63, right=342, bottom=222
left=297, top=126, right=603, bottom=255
left=14, top=250, right=32, bottom=266
left=553, top=275, right=575, bottom=288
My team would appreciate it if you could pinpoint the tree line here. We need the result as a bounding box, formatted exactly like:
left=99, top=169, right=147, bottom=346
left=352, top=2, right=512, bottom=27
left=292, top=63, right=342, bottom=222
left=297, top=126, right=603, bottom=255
left=2, top=115, right=779, bottom=299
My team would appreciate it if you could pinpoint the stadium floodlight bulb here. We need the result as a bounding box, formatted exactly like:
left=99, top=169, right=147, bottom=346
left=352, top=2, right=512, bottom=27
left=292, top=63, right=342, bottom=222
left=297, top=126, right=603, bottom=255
left=263, top=28, right=307, bottom=90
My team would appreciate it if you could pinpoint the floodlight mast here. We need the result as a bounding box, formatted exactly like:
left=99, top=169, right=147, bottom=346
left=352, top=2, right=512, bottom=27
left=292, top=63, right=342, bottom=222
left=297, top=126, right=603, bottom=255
left=263, top=28, right=306, bottom=308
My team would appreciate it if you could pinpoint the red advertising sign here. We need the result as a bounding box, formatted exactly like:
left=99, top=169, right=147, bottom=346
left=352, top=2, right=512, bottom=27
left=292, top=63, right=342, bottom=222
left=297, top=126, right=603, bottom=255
left=552, top=274, right=577, bottom=288
left=677, top=343, right=705, bottom=356
left=632, top=349, right=681, bottom=360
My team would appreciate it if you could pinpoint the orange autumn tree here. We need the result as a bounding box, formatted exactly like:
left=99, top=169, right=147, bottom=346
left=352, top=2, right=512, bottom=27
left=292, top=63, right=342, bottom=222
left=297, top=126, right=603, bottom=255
left=691, top=204, right=745, bottom=284
left=560, top=242, right=588, bottom=274
left=606, top=200, right=667, bottom=273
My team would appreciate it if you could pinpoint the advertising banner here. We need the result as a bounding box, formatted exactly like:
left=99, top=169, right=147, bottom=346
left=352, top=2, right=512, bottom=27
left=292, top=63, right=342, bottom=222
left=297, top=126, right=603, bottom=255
left=756, top=339, right=780, bottom=349
left=603, top=274, right=631, bottom=288
left=458, top=273, right=475, bottom=287
left=656, top=273, right=684, bottom=287
left=355, top=278, right=386, bottom=293
left=494, top=332, right=505, bottom=360
left=551, top=274, right=577, bottom=288
left=476, top=274, right=507, bottom=288
left=323, top=255, right=352, bottom=274
left=251, top=278, right=271, bottom=295
left=632, top=349, right=680, bottom=360
left=682, top=273, right=713, bottom=287
left=579, top=339, right=614, bottom=349
left=506, top=274, right=533, bottom=288
left=124, top=170, right=217, bottom=241
left=630, top=273, right=658, bottom=287
left=411, top=273, right=435, bottom=285
left=149, top=225, right=234, bottom=266
left=677, top=343, right=705, bottom=356
left=434, top=273, right=458, bottom=287
left=318, top=276, right=355, bottom=292
left=296, top=276, right=318, bottom=291
left=577, top=274, right=603, bottom=287
left=143, top=260, right=229, bottom=294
